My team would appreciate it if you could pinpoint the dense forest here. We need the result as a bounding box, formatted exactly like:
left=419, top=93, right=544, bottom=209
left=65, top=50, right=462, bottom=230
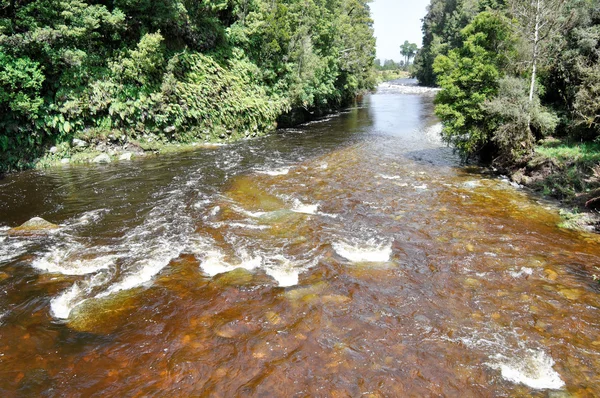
left=0, top=0, right=376, bottom=171
left=415, top=0, right=600, bottom=208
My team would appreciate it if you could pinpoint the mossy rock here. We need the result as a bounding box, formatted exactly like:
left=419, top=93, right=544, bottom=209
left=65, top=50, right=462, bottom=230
left=7, top=217, right=60, bottom=237
left=212, top=268, right=255, bottom=286
left=67, top=290, right=140, bottom=334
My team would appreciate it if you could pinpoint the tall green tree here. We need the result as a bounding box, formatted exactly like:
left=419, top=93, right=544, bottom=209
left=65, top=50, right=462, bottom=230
left=433, top=11, right=513, bottom=158
left=400, top=40, right=418, bottom=66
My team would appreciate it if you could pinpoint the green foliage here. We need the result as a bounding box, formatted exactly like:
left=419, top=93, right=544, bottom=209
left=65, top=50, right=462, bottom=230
left=400, top=41, right=418, bottom=67
left=414, top=0, right=506, bottom=86
left=0, top=0, right=377, bottom=172
left=433, top=12, right=512, bottom=157
left=484, top=77, right=558, bottom=162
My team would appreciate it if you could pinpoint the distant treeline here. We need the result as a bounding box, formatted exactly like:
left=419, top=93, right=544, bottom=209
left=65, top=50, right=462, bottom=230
left=0, top=0, right=376, bottom=171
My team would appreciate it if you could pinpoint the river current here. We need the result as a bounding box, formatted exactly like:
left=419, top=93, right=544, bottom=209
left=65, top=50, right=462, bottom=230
left=0, top=80, right=599, bottom=396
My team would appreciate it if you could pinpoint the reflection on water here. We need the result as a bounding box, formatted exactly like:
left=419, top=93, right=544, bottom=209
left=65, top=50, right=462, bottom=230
left=0, top=84, right=599, bottom=396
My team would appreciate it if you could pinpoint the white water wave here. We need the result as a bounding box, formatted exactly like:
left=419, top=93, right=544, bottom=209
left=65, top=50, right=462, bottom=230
left=0, top=239, right=31, bottom=264
left=256, top=167, right=290, bottom=176
left=32, top=243, right=116, bottom=276
left=67, top=209, right=109, bottom=228
left=487, top=350, right=565, bottom=390
left=378, top=174, right=402, bottom=180
left=509, top=267, right=534, bottom=278
left=292, top=199, right=319, bottom=215
left=48, top=166, right=202, bottom=319
left=50, top=272, right=110, bottom=319
left=199, top=250, right=263, bottom=277
left=197, top=245, right=312, bottom=287
left=332, top=239, right=392, bottom=263
left=423, top=123, right=443, bottom=144
left=377, top=82, right=440, bottom=95
left=264, top=255, right=302, bottom=287
left=230, top=204, right=268, bottom=218
left=51, top=283, right=85, bottom=319
left=444, top=327, right=565, bottom=390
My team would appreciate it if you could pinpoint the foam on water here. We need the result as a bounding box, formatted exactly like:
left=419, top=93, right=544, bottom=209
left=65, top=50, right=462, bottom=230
left=0, top=239, right=31, bottom=263
left=424, top=123, right=443, bottom=144
left=488, top=350, right=565, bottom=390
left=414, top=184, right=428, bottom=190
left=98, top=243, right=184, bottom=298
left=292, top=199, right=319, bottom=215
left=264, top=255, right=303, bottom=287
left=67, top=209, right=109, bottom=228
left=265, top=267, right=299, bottom=287
left=378, top=174, right=402, bottom=180
left=509, top=267, right=534, bottom=278
left=226, top=223, right=270, bottom=230
left=200, top=250, right=263, bottom=277
left=332, top=239, right=392, bottom=263
left=463, top=181, right=481, bottom=189
left=50, top=283, right=85, bottom=319
left=377, top=82, right=440, bottom=95
left=46, top=165, right=203, bottom=319
left=32, top=245, right=116, bottom=276
left=230, top=204, right=268, bottom=218
left=256, top=167, right=290, bottom=176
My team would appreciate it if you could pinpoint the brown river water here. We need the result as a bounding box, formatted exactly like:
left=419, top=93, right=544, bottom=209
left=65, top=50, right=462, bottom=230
left=0, top=80, right=599, bottom=397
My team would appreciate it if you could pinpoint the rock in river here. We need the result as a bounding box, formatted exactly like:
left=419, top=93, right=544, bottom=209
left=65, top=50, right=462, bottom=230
left=92, top=153, right=111, bottom=163
left=7, top=217, right=60, bottom=236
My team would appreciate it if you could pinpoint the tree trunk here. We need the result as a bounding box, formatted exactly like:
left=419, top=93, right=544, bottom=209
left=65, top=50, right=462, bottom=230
left=529, top=0, right=541, bottom=103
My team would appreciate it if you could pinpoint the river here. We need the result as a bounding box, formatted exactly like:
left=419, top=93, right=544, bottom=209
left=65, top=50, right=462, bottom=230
left=0, top=80, right=599, bottom=396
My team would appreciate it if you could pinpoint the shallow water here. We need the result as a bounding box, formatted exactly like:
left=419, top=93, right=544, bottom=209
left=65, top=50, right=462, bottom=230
left=1, top=80, right=599, bottom=396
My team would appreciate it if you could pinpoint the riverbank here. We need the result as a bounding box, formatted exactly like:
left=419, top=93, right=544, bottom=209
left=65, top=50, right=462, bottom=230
left=501, top=138, right=600, bottom=232
left=30, top=100, right=358, bottom=170
left=31, top=129, right=264, bottom=169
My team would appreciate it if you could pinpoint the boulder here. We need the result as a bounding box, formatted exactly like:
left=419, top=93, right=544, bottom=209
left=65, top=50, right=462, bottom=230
left=92, top=153, right=111, bottom=163
left=8, top=217, right=60, bottom=236
left=119, top=152, right=133, bottom=161
left=72, top=138, right=87, bottom=148
left=49, top=146, right=58, bottom=154
left=60, top=158, right=70, bottom=164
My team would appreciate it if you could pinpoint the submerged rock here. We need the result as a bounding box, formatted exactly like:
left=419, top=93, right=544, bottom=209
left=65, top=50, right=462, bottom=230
left=8, top=217, right=60, bottom=236
left=92, top=153, right=111, bottom=163
left=213, top=268, right=255, bottom=286
left=67, top=291, right=139, bottom=334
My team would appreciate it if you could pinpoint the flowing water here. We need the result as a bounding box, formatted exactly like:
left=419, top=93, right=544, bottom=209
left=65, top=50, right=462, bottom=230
left=1, top=80, right=600, bottom=397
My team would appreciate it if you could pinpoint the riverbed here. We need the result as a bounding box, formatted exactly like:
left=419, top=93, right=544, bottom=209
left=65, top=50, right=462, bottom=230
left=0, top=80, right=599, bottom=396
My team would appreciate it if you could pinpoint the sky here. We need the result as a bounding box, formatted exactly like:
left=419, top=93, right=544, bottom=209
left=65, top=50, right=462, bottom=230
left=370, top=0, right=431, bottom=62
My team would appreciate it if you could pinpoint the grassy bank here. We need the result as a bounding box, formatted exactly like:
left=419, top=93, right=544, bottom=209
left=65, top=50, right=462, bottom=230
left=508, top=139, right=600, bottom=231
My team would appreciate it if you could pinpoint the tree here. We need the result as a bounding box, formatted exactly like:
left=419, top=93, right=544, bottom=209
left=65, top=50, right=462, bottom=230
left=433, top=12, right=513, bottom=158
left=506, top=0, right=572, bottom=102
left=414, top=0, right=507, bottom=86
left=484, top=76, right=558, bottom=162
left=400, top=40, right=418, bottom=66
